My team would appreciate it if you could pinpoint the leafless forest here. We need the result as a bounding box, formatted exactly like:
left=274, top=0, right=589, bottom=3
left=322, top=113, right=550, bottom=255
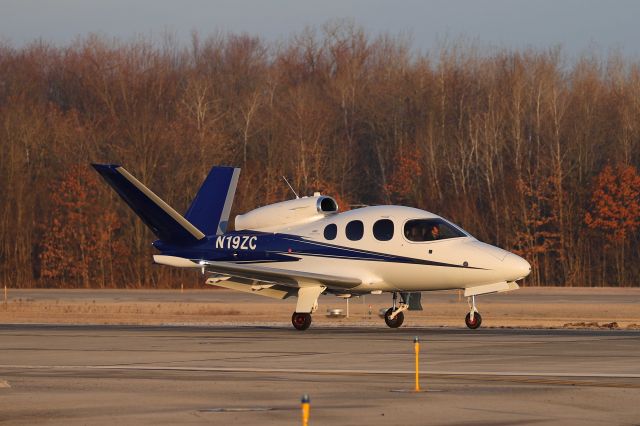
left=1, top=24, right=639, bottom=288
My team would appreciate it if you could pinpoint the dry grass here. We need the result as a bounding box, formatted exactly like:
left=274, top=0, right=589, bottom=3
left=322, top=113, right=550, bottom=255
left=1, top=287, right=639, bottom=329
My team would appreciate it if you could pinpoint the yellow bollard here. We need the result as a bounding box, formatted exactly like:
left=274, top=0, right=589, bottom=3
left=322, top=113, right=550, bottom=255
left=414, top=336, right=421, bottom=392
left=301, top=394, right=310, bottom=426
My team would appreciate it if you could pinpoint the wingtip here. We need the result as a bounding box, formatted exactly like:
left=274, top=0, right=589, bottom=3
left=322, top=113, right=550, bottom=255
left=91, top=163, right=122, bottom=172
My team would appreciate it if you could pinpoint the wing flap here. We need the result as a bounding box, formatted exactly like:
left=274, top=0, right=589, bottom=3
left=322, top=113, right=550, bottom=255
left=202, top=261, right=362, bottom=289
left=205, top=277, right=294, bottom=299
left=153, top=255, right=362, bottom=289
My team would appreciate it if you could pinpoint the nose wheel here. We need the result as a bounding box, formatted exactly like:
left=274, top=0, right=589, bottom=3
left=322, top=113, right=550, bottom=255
left=384, top=308, right=405, bottom=328
left=465, top=311, right=482, bottom=329
left=292, top=312, right=312, bottom=331
left=465, top=295, right=482, bottom=329
left=384, top=292, right=408, bottom=328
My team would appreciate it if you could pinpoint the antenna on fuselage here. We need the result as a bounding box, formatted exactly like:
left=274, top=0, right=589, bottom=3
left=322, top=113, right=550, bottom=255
left=282, top=176, right=300, bottom=199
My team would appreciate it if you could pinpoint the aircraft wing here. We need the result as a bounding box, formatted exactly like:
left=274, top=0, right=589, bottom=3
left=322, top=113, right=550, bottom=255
left=201, top=261, right=362, bottom=290
left=152, top=255, right=362, bottom=290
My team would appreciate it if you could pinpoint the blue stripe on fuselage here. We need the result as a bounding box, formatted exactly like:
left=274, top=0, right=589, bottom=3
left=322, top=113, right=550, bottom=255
left=152, top=231, right=487, bottom=270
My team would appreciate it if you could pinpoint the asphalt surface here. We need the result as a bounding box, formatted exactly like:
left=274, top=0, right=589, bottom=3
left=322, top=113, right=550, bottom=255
left=1, top=324, right=639, bottom=425
left=8, top=287, right=640, bottom=305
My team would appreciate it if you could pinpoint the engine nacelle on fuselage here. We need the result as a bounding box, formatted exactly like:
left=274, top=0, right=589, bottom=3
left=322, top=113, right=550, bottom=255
left=235, top=195, right=338, bottom=232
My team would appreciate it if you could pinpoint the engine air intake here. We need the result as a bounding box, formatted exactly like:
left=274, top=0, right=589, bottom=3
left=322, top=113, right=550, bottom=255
left=319, top=196, right=338, bottom=213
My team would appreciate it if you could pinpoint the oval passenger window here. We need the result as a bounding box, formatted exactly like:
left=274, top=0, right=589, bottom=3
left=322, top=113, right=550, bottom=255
left=324, top=224, right=337, bottom=240
left=373, top=219, right=394, bottom=241
left=345, top=220, right=364, bottom=241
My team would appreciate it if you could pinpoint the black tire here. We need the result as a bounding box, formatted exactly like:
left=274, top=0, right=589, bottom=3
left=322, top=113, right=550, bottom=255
left=291, top=312, right=312, bottom=331
left=465, top=311, right=482, bottom=329
left=384, top=308, right=404, bottom=328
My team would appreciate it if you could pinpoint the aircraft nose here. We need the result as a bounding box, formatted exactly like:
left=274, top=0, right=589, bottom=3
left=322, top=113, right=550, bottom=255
left=503, top=253, right=531, bottom=281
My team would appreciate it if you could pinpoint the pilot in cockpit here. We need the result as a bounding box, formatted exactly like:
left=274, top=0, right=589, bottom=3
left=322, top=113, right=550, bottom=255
left=429, top=224, right=439, bottom=240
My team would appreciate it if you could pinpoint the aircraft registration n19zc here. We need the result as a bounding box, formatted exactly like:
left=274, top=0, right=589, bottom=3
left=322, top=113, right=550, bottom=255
left=93, top=164, right=531, bottom=331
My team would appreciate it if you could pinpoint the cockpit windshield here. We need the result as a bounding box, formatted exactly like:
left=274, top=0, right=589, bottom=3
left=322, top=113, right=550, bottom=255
left=403, top=218, right=467, bottom=242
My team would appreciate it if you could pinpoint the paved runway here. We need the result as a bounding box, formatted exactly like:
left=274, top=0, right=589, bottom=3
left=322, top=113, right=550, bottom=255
left=1, top=324, right=639, bottom=425
left=9, top=287, right=640, bottom=305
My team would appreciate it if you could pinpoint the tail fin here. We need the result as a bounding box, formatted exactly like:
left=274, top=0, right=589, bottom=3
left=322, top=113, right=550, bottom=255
left=92, top=164, right=205, bottom=244
left=184, top=166, right=241, bottom=235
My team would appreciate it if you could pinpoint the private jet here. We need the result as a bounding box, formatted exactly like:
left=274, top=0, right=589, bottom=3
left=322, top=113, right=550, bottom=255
left=93, top=164, right=531, bottom=330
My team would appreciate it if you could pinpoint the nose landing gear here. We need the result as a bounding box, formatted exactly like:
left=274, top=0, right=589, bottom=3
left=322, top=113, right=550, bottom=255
left=465, top=295, right=482, bottom=329
left=384, top=308, right=405, bottom=328
left=384, top=292, right=408, bottom=328
left=465, top=311, right=482, bottom=329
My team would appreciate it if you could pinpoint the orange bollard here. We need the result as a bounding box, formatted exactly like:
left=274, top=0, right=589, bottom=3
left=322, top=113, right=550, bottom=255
left=414, top=336, right=421, bottom=392
left=301, top=394, right=310, bottom=426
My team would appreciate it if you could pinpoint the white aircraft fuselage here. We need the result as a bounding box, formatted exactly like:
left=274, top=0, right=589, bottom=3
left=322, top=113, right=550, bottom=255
left=257, top=205, right=531, bottom=293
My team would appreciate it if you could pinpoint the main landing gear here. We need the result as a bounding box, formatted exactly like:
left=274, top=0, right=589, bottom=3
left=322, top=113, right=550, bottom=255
left=384, top=292, right=409, bottom=328
left=465, top=295, right=482, bottom=329
left=291, top=286, right=324, bottom=331
left=292, top=312, right=312, bottom=331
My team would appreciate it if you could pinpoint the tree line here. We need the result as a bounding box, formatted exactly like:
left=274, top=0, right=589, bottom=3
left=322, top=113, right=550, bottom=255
left=1, top=23, right=639, bottom=288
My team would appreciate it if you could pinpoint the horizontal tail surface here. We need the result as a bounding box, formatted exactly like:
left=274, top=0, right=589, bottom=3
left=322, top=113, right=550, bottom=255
left=92, top=164, right=205, bottom=244
left=184, top=166, right=241, bottom=235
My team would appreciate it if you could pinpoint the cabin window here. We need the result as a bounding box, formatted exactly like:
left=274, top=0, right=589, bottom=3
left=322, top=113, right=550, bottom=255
left=324, top=223, right=337, bottom=240
left=373, top=219, right=394, bottom=241
left=403, top=219, right=466, bottom=242
left=345, top=220, right=364, bottom=241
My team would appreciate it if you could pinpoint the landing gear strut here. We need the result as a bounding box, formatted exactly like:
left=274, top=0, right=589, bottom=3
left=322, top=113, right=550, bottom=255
left=292, top=312, right=312, bottom=331
left=465, top=295, right=482, bottom=329
left=291, top=286, right=324, bottom=331
left=384, top=292, right=408, bottom=328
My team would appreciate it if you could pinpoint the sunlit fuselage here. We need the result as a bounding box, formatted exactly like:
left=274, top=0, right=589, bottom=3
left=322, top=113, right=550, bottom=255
left=154, top=205, right=531, bottom=294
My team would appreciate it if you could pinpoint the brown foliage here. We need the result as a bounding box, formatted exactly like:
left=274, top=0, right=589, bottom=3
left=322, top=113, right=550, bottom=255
left=385, top=146, right=423, bottom=205
left=583, top=164, right=640, bottom=285
left=40, top=165, right=129, bottom=287
left=512, top=177, right=563, bottom=286
left=1, top=26, right=640, bottom=287
left=585, top=164, right=640, bottom=243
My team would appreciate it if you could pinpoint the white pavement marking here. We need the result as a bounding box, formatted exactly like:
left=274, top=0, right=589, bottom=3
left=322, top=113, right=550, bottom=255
left=1, top=365, right=639, bottom=379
